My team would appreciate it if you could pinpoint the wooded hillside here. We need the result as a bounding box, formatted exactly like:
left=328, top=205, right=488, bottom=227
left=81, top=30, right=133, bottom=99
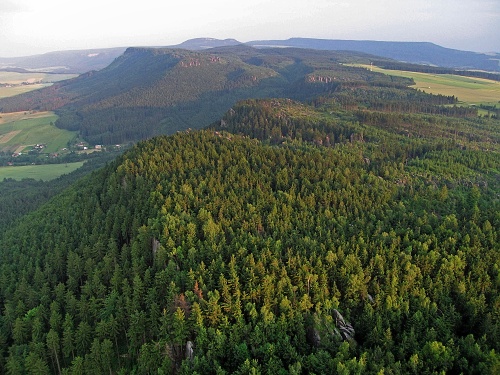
left=0, top=46, right=417, bottom=145
left=0, top=89, right=498, bottom=373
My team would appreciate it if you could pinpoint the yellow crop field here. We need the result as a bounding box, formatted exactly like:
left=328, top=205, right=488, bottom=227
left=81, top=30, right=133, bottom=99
left=0, top=71, right=77, bottom=99
left=354, top=65, right=500, bottom=106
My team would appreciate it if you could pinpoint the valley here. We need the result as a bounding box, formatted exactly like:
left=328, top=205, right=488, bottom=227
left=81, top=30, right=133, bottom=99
left=0, top=111, right=120, bottom=180
left=0, top=111, right=74, bottom=154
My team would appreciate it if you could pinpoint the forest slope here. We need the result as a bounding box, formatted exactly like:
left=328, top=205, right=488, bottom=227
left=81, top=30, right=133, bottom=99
left=0, top=96, right=499, bottom=374
left=0, top=46, right=409, bottom=145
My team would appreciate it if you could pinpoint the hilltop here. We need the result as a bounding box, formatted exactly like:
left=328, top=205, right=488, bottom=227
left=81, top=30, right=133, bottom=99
left=0, top=32, right=499, bottom=375
left=2, top=43, right=495, bottom=147
left=0, top=91, right=499, bottom=372
left=171, top=38, right=242, bottom=50
left=0, top=46, right=395, bottom=144
left=3, top=42, right=494, bottom=147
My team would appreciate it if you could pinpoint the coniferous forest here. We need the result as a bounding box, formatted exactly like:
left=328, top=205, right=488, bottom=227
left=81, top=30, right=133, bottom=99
left=0, top=46, right=499, bottom=374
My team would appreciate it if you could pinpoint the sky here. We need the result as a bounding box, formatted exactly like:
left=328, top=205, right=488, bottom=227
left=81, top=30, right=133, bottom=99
left=0, top=0, right=499, bottom=57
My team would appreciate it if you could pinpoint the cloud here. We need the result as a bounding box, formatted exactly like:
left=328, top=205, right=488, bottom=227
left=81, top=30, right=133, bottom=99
left=0, top=0, right=498, bottom=56
left=0, top=1, right=23, bottom=12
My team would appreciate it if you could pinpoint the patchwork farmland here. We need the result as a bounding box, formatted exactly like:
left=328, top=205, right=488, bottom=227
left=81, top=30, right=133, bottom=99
left=0, top=111, right=77, bottom=154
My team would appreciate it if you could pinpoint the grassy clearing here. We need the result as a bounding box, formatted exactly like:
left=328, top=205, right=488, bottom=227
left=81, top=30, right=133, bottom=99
left=0, top=72, right=77, bottom=84
left=354, top=65, right=500, bottom=105
left=0, top=84, right=52, bottom=99
left=0, top=111, right=77, bottom=154
left=0, top=72, right=77, bottom=99
left=0, top=161, right=85, bottom=181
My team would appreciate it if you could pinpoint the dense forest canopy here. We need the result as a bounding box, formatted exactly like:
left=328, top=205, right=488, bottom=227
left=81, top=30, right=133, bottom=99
left=1, top=97, right=499, bottom=374
left=0, top=45, right=499, bottom=374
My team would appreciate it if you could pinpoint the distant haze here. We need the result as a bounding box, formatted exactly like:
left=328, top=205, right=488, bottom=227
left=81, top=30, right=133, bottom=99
left=0, top=0, right=499, bottom=57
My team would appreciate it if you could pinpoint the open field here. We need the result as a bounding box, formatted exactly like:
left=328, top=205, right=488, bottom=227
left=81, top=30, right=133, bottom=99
left=0, top=83, right=52, bottom=99
left=354, top=65, right=500, bottom=105
left=0, top=71, right=77, bottom=84
left=0, top=111, right=77, bottom=154
left=0, top=71, right=77, bottom=99
left=0, top=161, right=85, bottom=181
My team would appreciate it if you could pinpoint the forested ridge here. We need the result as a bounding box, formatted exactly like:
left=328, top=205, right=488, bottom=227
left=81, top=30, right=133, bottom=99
left=247, top=39, right=500, bottom=73
left=0, top=84, right=499, bottom=374
left=3, top=38, right=498, bottom=75
left=0, top=46, right=296, bottom=144
left=2, top=45, right=478, bottom=146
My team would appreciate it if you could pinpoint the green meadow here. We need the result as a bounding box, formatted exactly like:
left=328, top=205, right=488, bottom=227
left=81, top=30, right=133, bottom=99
left=355, top=65, right=500, bottom=106
left=0, top=111, right=77, bottom=154
left=0, top=161, right=85, bottom=181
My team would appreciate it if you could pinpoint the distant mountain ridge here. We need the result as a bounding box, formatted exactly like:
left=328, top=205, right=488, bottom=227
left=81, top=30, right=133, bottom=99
left=0, top=45, right=399, bottom=144
left=0, top=47, right=127, bottom=74
left=0, top=46, right=302, bottom=144
left=0, top=40, right=242, bottom=74
left=2, top=41, right=492, bottom=145
left=1, top=38, right=498, bottom=74
left=246, top=38, right=500, bottom=72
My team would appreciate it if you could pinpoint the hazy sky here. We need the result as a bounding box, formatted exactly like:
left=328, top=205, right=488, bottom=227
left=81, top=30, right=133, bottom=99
left=0, top=0, right=499, bottom=57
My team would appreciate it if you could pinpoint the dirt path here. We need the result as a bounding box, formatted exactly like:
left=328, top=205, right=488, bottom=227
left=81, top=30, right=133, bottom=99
left=14, top=144, right=29, bottom=153
left=0, top=130, right=21, bottom=144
